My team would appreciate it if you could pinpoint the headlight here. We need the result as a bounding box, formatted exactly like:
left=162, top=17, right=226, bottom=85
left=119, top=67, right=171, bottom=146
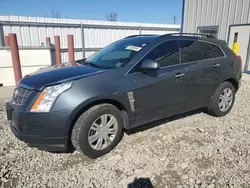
left=30, top=82, right=72, bottom=112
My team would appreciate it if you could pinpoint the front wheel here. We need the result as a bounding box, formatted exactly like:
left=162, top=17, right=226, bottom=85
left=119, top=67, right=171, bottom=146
left=207, top=81, right=236, bottom=117
left=71, top=104, right=123, bottom=158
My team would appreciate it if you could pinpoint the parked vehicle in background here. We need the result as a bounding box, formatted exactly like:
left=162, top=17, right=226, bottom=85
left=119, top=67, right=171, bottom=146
left=5, top=33, right=242, bottom=158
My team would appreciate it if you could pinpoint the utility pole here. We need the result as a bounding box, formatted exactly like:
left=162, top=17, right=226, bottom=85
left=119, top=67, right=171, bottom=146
left=173, top=16, right=177, bottom=24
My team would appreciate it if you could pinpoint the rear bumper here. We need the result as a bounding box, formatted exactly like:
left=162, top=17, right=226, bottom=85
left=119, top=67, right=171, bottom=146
left=6, top=102, right=72, bottom=151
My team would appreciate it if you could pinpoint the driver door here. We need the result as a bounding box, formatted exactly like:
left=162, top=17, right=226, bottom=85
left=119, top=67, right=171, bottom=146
left=131, top=40, right=189, bottom=122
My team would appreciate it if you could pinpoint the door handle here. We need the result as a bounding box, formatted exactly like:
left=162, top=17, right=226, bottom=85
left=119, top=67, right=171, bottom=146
left=175, top=73, right=185, bottom=78
left=213, top=63, right=220, bottom=68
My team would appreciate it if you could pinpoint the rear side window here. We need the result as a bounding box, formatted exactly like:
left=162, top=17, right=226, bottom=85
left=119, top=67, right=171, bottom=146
left=179, top=40, right=225, bottom=63
left=144, top=40, right=180, bottom=67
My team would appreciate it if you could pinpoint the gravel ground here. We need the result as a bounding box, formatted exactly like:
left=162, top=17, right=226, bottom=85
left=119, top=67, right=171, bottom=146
left=1, top=75, right=250, bottom=188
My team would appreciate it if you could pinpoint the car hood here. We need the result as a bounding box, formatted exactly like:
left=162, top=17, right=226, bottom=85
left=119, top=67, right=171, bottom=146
left=19, top=62, right=106, bottom=90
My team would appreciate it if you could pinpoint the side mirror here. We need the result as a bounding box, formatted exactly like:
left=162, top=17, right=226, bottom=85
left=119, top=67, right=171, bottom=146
left=140, top=59, right=160, bottom=70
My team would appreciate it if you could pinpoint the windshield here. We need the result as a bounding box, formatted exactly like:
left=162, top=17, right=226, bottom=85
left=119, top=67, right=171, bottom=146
left=85, top=36, right=157, bottom=69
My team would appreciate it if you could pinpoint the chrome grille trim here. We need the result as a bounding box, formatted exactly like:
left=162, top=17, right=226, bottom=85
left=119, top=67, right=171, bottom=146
left=12, top=87, right=32, bottom=105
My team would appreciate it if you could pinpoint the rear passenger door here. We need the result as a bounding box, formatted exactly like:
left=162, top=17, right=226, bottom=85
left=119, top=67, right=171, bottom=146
left=178, top=40, right=225, bottom=107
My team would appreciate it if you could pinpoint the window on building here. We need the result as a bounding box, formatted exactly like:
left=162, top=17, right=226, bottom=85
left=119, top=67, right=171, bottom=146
left=179, top=40, right=224, bottom=63
left=198, top=26, right=218, bottom=38
left=144, top=40, right=180, bottom=67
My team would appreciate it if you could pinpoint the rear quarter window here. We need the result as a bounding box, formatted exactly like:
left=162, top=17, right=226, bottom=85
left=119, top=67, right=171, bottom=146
left=210, top=44, right=225, bottom=58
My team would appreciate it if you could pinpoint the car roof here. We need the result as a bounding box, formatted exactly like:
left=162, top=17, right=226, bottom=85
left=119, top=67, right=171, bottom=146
left=125, top=33, right=226, bottom=46
left=118, top=35, right=160, bottom=47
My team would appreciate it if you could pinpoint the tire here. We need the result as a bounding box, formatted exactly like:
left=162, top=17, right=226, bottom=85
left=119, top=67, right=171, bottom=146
left=71, top=104, right=123, bottom=158
left=207, top=81, right=236, bottom=117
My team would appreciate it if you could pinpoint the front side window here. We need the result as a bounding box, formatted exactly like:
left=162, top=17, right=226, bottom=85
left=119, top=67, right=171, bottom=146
left=144, top=40, right=180, bottom=67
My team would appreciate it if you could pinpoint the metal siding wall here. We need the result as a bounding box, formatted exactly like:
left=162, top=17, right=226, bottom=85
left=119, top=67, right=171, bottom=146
left=189, top=0, right=196, bottom=32
left=206, top=0, right=213, bottom=26
left=235, top=0, right=243, bottom=23
left=196, top=0, right=203, bottom=29
left=183, top=0, right=250, bottom=40
left=241, top=0, right=250, bottom=23
left=216, top=0, right=225, bottom=37
left=0, top=15, right=180, bottom=62
left=248, top=1, right=250, bottom=22
left=192, top=0, right=199, bottom=28
left=200, top=0, right=206, bottom=28
left=226, top=0, right=237, bottom=39
left=211, top=0, right=219, bottom=24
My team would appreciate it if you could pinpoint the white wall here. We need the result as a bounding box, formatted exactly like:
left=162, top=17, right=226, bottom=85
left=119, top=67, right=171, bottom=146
left=0, top=47, right=51, bottom=86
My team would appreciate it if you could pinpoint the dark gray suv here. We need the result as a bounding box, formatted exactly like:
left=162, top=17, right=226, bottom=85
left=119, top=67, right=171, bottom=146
left=6, top=33, right=242, bottom=158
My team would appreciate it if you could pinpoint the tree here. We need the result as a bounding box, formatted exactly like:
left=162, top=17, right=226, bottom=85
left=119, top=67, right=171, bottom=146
left=106, top=12, right=117, bottom=22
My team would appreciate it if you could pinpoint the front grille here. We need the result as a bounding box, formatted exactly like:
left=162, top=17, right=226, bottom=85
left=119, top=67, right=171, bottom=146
left=13, top=87, right=32, bottom=105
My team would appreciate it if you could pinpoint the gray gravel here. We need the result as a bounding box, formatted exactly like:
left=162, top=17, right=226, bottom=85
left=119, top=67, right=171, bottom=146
left=1, top=75, right=250, bottom=188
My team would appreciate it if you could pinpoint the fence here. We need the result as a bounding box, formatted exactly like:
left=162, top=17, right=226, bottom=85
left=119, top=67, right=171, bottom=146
left=0, top=46, right=51, bottom=86
left=0, top=16, right=180, bottom=62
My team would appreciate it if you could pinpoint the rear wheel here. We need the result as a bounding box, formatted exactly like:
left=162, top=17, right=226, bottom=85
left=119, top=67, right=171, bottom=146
left=207, top=81, right=236, bottom=117
left=71, top=104, right=123, bottom=158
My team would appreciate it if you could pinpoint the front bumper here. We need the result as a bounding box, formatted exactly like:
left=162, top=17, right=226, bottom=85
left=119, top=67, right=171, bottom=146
left=5, top=102, right=72, bottom=151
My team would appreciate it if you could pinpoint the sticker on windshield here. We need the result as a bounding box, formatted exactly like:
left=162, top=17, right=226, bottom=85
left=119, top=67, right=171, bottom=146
left=126, top=45, right=142, bottom=51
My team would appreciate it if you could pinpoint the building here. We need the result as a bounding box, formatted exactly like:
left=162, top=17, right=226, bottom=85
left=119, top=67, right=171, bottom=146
left=182, top=0, right=250, bottom=72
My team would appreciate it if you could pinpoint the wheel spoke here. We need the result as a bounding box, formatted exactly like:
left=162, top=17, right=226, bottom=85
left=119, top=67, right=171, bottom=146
left=90, top=122, right=100, bottom=131
left=104, top=135, right=111, bottom=146
left=226, top=90, right=232, bottom=97
left=106, top=116, right=116, bottom=127
left=219, top=101, right=224, bottom=108
left=219, top=95, right=224, bottom=100
left=109, top=128, right=117, bottom=135
left=88, top=133, right=99, bottom=144
left=223, top=103, right=226, bottom=110
left=95, top=138, right=103, bottom=149
left=101, top=115, right=108, bottom=125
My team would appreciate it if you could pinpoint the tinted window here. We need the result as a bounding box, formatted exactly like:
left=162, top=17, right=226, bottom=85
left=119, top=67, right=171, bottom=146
left=179, top=40, right=212, bottom=63
left=210, top=44, right=224, bottom=58
left=144, top=40, right=180, bottom=67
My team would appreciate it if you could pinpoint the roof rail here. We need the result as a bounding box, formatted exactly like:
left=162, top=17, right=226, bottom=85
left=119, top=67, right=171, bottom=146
left=124, top=34, right=158, bottom=39
left=169, top=33, right=216, bottom=38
